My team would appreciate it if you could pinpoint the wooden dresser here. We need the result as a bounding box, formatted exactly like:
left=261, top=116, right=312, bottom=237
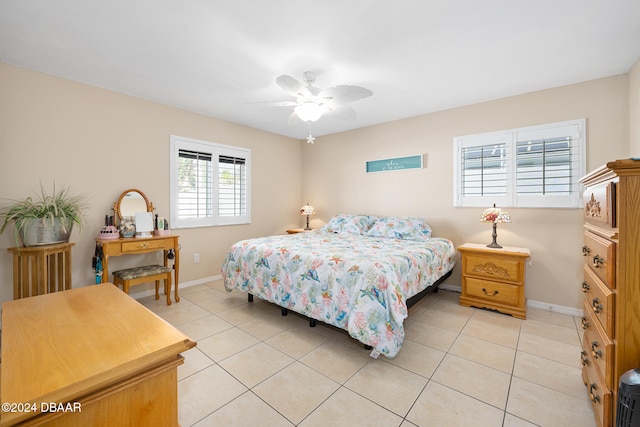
left=579, top=159, right=640, bottom=427
left=0, top=284, right=196, bottom=426
left=458, top=243, right=530, bottom=319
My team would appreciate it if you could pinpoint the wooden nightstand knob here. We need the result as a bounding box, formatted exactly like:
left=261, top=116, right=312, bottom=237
left=581, top=281, right=590, bottom=293
left=481, top=288, right=499, bottom=297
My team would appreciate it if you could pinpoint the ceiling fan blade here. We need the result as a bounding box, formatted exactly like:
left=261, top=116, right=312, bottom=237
left=318, top=85, right=373, bottom=104
left=276, top=75, right=310, bottom=98
left=324, top=104, right=357, bottom=121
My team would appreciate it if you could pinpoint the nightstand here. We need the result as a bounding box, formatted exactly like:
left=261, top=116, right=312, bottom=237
left=458, top=243, right=530, bottom=319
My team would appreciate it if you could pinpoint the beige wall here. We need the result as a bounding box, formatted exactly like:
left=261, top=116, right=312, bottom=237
left=630, top=57, right=640, bottom=155
left=0, top=63, right=302, bottom=305
left=301, top=75, right=630, bottom=311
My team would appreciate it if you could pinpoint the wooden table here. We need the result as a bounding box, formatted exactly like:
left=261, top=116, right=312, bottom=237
left=0, top=284, right=196, bottom=426
left=96, top=234, right=180, bottom=301
left=7, top=242, right=74, bottom=299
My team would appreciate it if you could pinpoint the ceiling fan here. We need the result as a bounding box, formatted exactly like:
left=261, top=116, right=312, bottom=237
left=268, top=71, right=373, bottom=143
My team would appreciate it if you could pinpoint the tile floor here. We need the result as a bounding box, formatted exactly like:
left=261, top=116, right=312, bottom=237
left=140, top=281, right=596, bottom=427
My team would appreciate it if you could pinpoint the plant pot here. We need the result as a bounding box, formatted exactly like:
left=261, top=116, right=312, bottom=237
left=19, top=218, right=73, bottom=246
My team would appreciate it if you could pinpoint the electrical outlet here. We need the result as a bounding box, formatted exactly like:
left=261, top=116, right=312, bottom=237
left=193, top=253, right=200, bottom=263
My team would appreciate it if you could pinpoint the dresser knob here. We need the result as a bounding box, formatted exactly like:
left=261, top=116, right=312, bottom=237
left=481, top=288, right=499, bottom=297
left=592, top=298, right=603, bottom=314
left=589, top=384, right=600, bottom=403
left=591, top=342, right=602, bottom=359
left=581, top=281, right=590, bottom=293
left=140, top=243, right=150, bottom=248
left=592, top=255, right=604, bottom=268
left=580, top=350, right=589, bottom=366
left=581, top=317, right=589, bottom=329
left=582, top=245, right=591, bottom=256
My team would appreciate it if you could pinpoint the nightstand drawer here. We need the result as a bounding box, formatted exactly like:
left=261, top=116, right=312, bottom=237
left=582, top=231, right=616, bottom=289
left=464, top=277, right=522, bottom=307
left=462, top=254, right=524, bottom=284
left=582, top=265, right=614, bottom=337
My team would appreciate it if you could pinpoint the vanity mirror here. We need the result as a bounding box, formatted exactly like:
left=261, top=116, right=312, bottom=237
left=114, top=189, right=153, bottom=222
left=113, top=189, right=154, bottom=237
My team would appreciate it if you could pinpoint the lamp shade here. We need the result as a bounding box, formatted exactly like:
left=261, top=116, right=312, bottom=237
left=300, top=204, right=316, bottom=216
left=480, top=204, right=511, bottom=224
left=480, top=204, right=510, bottom=248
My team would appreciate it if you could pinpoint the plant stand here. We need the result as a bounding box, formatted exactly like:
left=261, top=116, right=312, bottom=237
left=7, top=242, right=74, bottom=299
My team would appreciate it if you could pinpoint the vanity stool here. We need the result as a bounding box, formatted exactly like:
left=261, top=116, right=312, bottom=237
left=112, top=265, right=173, bottom=305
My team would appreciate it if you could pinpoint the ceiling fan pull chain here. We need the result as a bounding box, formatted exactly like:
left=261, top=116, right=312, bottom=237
left=306, top=123, right=315, bottom=144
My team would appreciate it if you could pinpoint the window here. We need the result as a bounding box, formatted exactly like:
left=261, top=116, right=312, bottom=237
left=170, top=135, right=250, bottom=228
left=453, top=119, right=586, bottom=208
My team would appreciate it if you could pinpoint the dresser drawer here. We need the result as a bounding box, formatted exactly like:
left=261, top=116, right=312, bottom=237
left=582, top=265, right=615, bottom=337
left=121, top=239, right=168, bottom=252
left=582, top=231, right=616, bottom=289
left=582, top=341, right=612, bottom=427
left=462, top=254, right=524, bottom=284
left=582, top=299, right=614, bottom=390
left=583, top=181, right=616, bottom=228
left=463, top=277, right=522, bottom=307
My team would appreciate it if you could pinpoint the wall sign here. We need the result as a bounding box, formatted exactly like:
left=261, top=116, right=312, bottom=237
left=365, top=154, right=423, bottom=173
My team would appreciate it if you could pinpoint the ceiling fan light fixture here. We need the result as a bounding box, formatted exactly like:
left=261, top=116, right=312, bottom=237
left=295, top=101, right=324, bottom=122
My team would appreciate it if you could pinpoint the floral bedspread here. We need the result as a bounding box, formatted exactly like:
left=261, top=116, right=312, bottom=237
left=221, top=231, right=456, bottom=358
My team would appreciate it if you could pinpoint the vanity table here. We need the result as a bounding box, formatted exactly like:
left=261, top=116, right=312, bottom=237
left=96, top=189, right=181, bottom=303
left=96, top=234, right=180, bottom=302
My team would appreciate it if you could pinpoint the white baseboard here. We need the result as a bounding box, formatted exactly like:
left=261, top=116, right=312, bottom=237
left=527, top=299, right=582, bottom=317
left=130, top=274, right=222, bottom=300
left=436, top=283, right=581, bottom=317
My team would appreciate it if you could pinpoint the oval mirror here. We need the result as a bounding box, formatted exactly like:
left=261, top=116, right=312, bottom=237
left=116, top=189, right=152, bottom=220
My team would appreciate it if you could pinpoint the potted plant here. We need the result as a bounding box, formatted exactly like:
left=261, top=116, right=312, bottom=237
left=0, top=183, right=88, bottom=246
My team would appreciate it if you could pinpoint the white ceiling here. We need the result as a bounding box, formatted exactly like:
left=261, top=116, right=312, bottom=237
left=1, top=1, right=639, bottom=140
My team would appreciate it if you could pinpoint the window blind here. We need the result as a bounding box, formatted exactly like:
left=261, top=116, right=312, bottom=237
left=218, top=155, right=246, bottom=217
left=453, top=119, right=585, bottom=208
left=177, top=149, right=212, bottom=219
left=461, top=144, right=508, bottom=196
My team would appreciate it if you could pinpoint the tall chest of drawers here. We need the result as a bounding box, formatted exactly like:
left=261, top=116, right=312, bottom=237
left=579, top=159, right=640, bottom=427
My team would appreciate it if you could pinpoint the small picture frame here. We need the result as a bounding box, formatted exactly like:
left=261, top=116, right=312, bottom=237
left=135, top=212, right=154, bottom=237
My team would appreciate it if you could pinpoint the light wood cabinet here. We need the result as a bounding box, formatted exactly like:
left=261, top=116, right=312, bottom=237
left=458, top=243, right=530, bottom=319
left=0, top=284, right=196, bottom=426
left=579, top=159, right=640, bottom=427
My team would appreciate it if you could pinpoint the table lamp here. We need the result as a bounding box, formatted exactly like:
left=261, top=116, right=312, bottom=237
left=480, top=204, right=511, bottom=248
left=300, top=203, right=316, bottom=230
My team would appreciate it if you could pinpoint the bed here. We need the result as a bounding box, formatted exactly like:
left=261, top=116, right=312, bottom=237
left=221, top=214, right=456, bottom=358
